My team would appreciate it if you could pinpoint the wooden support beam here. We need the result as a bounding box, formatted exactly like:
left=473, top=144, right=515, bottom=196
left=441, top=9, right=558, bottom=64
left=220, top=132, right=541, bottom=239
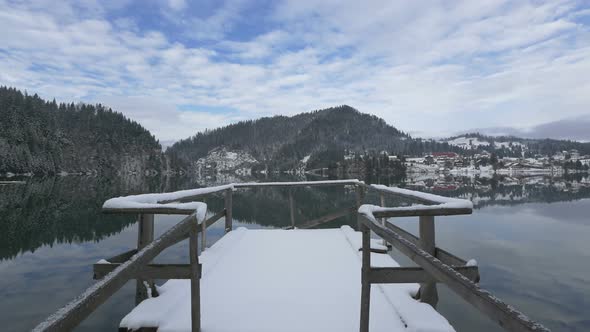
left=372, top=207, right=472, bottom=218
left=418, top=215, right=438, bottom=307
left=436, top=247, right=468, bottom=267
left=359, top=214, right=371, bottom=332
left=355, top=185, right=365, bottom=230
left=105, top=249, right=138, bottom=263
left=379, top=193, right=387, bottom=247
left=289, top=189, right=296, bottom=229
left=369, top=266, right=479, bottom=284
left=225, top=189, right=233, bottom=233
left=419, top=216, right=435, bottom=254
left=33, top=213, right=198, bottom=332
left=94, top=263, right=194, bottom=280
left=189, top=214, right=201, bottom=332
left=137, top=214, right=155, bottom=304
left=201, top=220, right=207, bottom=251
left=297, top=207, right=356, bottom=229
left=359, top=213, right=550, bottom=332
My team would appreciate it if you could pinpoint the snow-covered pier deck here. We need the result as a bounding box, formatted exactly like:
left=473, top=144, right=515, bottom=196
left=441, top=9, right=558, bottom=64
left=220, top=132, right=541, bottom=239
left=120, top=226, right=452, bottom=332
left=34, top=180, right=550, bottom=332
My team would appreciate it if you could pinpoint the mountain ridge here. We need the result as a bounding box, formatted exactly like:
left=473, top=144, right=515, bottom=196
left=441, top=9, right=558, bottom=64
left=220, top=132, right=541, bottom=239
left=2, top=86, right=589, bottom=176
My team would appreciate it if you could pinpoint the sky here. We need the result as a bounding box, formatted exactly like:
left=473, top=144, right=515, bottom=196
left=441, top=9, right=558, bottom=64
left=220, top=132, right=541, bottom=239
left=1, top=0, right=590, bottom=144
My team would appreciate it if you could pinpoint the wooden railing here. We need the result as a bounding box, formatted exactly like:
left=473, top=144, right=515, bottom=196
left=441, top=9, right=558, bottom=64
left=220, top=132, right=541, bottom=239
left=357, top=183, right=550, bottom=332
left=33, top=180, right=549, bottom=332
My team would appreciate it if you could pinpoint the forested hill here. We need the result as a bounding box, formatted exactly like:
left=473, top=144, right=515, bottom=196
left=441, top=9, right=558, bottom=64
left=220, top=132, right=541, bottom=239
left=441, top=132, right=590, bottom=157
left=166, top=105, right=461, bottom=170
left=0, top=86, right=163, bottom=175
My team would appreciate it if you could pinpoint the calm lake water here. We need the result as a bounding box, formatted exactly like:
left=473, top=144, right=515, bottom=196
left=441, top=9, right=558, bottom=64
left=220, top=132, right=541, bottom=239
left=0, top=174, right=589, bottom=331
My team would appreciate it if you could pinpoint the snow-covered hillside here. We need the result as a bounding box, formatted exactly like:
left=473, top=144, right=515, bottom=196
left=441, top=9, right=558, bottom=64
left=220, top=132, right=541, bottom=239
left=442, top=135, right=524, bottom=151
left=444, top=136, right=491, bottom=149
left=195, top=148, right=258, bottom=174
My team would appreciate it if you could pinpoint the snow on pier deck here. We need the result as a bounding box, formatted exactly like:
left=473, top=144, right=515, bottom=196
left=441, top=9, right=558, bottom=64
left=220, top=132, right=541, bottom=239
left=121, top=226, right=454, bottom=332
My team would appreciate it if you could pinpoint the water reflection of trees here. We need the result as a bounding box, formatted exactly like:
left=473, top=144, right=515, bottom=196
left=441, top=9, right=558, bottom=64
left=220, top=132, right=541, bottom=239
left=0, top=176, right=166, bottom=260
left=3, top=173, right=589, bottom=260
left=205, top=185, right=360, bottom=228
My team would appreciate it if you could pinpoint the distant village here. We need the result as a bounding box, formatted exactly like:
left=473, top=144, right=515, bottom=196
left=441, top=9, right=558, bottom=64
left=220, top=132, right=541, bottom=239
left=342, top=134, right=590, bottom=177
left=398, top=149, right=590, bottom=175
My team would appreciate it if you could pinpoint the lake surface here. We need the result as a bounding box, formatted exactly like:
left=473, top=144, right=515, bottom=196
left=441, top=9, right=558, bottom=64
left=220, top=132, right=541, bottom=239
left=0, top=174, right=589, bottom=331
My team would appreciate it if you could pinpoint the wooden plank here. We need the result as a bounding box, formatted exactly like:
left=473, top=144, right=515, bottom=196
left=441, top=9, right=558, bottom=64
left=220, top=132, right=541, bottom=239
left=105, top=249, right=138, bottom=263
left=436, top=247, right=467, bottom=266
left=359, top=214, right=550, bottom=332
left=32, top=213, right=198, bottom=332
left=189, top=215, right=201, bottom=332
left=204, top=209, right=226, bottom=229
left=94, top=263, right=193, bottom=280
left=225, top=189, right=233, bottom=233
left=359, top=216, right=371, bottom=332
left=372, top=207, right=472, bottom=218
left=297, top=207, right=356, bottom=229
left=369, top=266, right=479, bottom=284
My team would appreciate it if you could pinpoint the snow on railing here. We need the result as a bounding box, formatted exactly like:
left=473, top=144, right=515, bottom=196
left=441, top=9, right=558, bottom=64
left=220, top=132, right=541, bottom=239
left=358, top=184, right=473, bottom=218
left=102, top=184, right=233, bottom=216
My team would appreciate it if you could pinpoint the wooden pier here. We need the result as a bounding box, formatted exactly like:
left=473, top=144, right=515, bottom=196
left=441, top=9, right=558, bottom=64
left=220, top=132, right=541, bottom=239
left=33, top=180, right=550, bottom=332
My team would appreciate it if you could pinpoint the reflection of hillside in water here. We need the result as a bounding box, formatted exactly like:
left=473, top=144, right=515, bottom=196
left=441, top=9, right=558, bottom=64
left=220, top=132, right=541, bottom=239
left=403, top=173, right=590, bottom=208
left=0, top=176, right=167, bottom=260
left=205, top=184, right=360, bottom=228
left=4, top=172, right=588, bottom=260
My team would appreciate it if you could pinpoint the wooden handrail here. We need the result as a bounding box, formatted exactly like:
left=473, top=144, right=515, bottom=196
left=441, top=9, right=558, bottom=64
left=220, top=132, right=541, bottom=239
left=36, top=181, right=547, bottom=332
left=358, top=212, right=549, bottom=332
left=33, top=211, right=204, bottom=332
left=234, top=179, right=360, bottom=188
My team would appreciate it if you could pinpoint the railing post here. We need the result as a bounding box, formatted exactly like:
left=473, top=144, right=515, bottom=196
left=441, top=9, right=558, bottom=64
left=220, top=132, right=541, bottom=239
left=418, top=215, right=438, bottom=307
left=355, top=185, right=365, bottom=229
left=289, top=188, right=295, bottom=229
left=136, top=213, right=156, bottom=304
left=189, top=216, right=201, bottom=332
left=225, top=189, right=233, bottom=233
left=201, top=220, right=207, bottom=251
left=380, top=193, right=387, bottom=247
left=359, top=215, right=371, bottom=332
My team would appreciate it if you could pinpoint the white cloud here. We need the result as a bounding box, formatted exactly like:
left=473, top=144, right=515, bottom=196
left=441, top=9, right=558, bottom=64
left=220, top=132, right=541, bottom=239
left=167, top=0, right=186, bottom=11
left=0, top=0, right=589, bottom=143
